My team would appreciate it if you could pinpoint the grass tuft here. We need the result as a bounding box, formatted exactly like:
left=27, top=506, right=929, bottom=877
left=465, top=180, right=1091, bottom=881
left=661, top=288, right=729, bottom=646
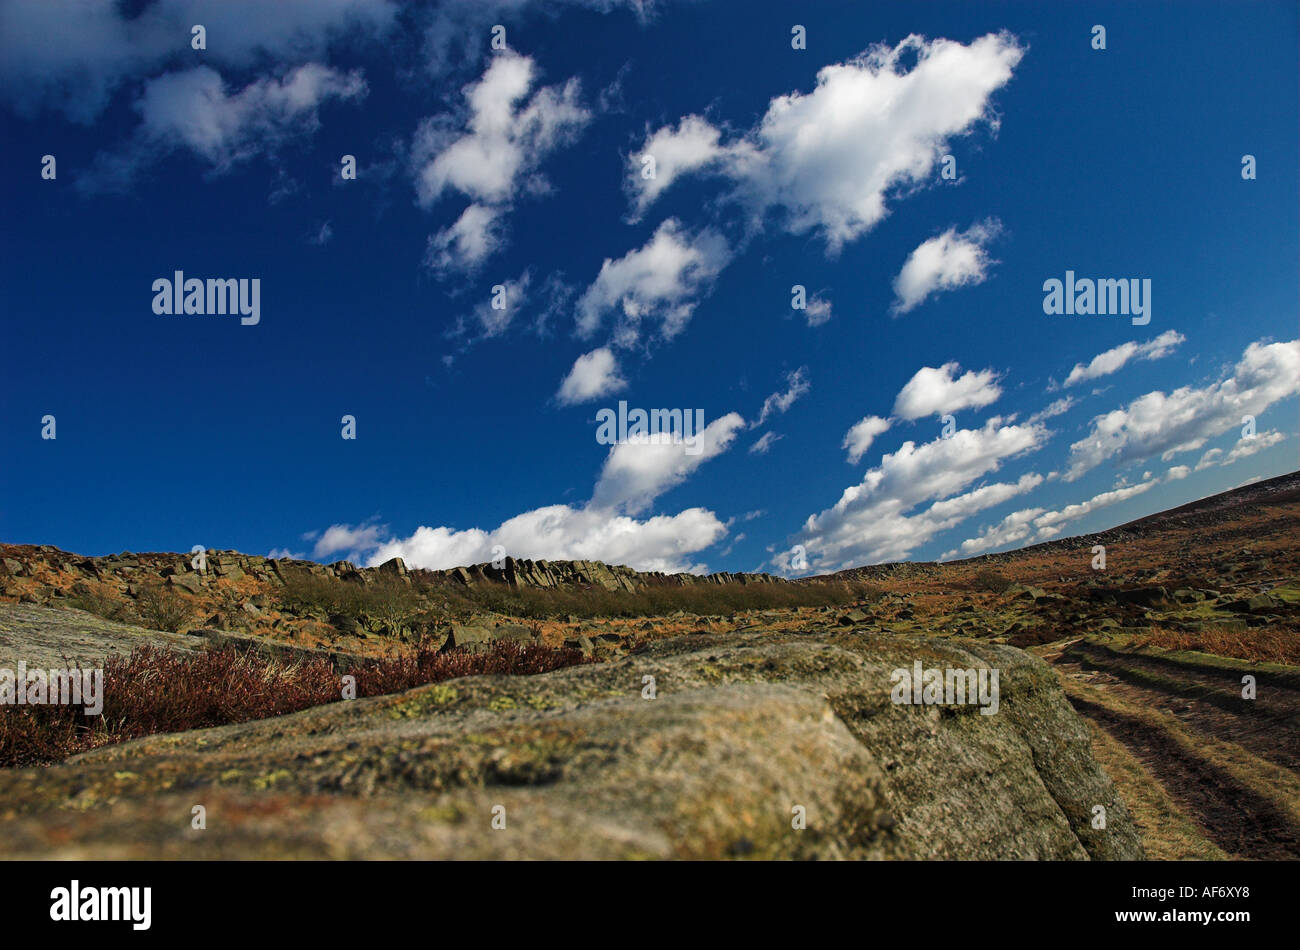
left=1134, top=624, right=1300, bottom=666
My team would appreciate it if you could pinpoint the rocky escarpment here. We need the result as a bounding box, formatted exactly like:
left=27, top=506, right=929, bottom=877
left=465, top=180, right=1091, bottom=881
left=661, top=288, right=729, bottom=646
left=0, top=544, right=779, bottom=605
left=0, top=629, right=1143, bottom=860
left=432, top=557, right=777, bottom=592
left=0, top=546, right=786, bottom=656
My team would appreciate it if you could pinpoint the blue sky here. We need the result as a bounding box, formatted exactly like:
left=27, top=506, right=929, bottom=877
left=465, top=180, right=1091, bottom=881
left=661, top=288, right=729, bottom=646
left=1, top=0, right=1296, bottom=576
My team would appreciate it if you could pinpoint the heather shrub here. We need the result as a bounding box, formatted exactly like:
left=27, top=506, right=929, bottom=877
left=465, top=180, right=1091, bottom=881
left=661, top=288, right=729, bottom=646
left=68, top=580, right=133, bottom=622
left=0, top=640, right=586, bottom=768
left=969, top=569, right=1013, bottom=594
left=278, top=571, right=443, bottom=640
left=135, top=585, right=194, bottom=631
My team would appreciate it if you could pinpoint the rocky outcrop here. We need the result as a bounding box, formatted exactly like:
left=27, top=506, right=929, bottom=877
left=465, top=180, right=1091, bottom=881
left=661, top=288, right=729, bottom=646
left=0, top=629, right=1143, bottom=860
left=433, top=556, right=777, bottom=592
left=437, top=621, right=539, bottom=654
left=0, top=545, right=780, bottom=604
left=0, top=603, right=198, bottom=669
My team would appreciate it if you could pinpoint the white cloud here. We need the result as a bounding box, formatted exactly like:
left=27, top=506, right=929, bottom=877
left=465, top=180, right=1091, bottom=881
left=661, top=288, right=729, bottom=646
left=1064, top=339, right=1299, bottom=480
left=575, top=218, right=730, bottom=344
left=803, top=295, right=833, bottom=326
left=445, top=272, right=573, bottom=358
left=926, top=472, right=1044, bottom=526
left=1025, top=396, right=1076, bottom=425
left=1222, top=429, right=1286, bottom=465
left=757, top=367, right=810, bottom=424
left=590, top=413, right=747, bottom=515
left=893, top=362, right=1002, bottom=420
left=940, top=506, right=1044, bottom=560
left=749, top=431, right=784, bottom=455
left=891, top=219, right=1000, bottom=313
left=1196, top=430, right=1287, bottom=471
left=311, top=402, right=748, bottom=576
left=1033, top=480, right=1156, bottom=536
left=448, top=271, right=533, bottom=341
left=1166, top=465, right=1191, bottom=481
left=719, top=532, right=745, bottom=557
left=557, top=347, right=627, bottom=405
left=412, top=51, right=590, bottom=272
left=1063, top=330, right=1186, bottom=387
left=83, top=63, right=367, bottom=185
left=627, top=114, right=731, bottom=218
left=0, top=0, right=397, bottom=122
left=1194, top=448, right=1224, bottom=471
left=366, top=505, right=727, bottom=575
left=425, top=204, right=506, bottom=274
left=312, top=522, right=387, bottom=559
left=779, top=417, right=1047, bottom=571
left=948, top=478, right=1157, bottom=558
left=630, top=32, right=1024, bottom=251
left=413, top=51, right=588, bottom=206
left=842, top=415, right=892, bottom=464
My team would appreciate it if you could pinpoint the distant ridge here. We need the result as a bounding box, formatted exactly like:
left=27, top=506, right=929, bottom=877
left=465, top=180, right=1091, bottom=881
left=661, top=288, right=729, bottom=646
left=3, top=471, right=1295, bottom=592
left=824, top=469, right=1300, bottom=582
left=0, top=544, right=782, bottom=596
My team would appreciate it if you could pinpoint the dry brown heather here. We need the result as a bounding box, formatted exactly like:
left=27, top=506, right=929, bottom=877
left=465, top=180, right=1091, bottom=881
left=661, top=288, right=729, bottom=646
left=0, top=640, right=587, bottom=768
left=1134, top=624, right=1300, bottom=666
left=0, top=471, right=1297, bottom=859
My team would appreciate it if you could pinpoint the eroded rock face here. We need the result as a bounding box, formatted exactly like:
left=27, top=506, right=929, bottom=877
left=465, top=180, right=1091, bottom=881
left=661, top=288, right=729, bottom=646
left=438, top=622, right=538, bottom=654
left=0, top=545, right=780, bottom=604
left=435, top=556, right=777, bottom=592
left=0, top=603, right=198, bottom=669
left=0, top=630, right=1142, bottom=860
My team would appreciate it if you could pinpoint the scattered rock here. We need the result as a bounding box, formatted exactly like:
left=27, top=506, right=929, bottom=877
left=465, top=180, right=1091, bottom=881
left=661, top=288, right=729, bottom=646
left=438, top=622, right=537, bottom=654
left=167, top=573, right=203, bottom=595
left=377, top=557, right=408, bottom=578
left=1228, top=593, right=1277, bottom=614
left=1008, top=584, right=1050, bottom=602
left=328, top=613, right=359, bottom=634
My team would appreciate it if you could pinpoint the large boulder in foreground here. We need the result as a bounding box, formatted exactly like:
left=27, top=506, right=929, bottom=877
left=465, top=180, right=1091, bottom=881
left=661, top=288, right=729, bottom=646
left=0, top=630, right=1142, bottom=860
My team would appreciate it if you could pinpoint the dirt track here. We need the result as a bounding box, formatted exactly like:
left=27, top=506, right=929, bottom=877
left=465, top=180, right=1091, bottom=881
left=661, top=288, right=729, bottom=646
left=1048, top=639, right=1300, bottom=860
